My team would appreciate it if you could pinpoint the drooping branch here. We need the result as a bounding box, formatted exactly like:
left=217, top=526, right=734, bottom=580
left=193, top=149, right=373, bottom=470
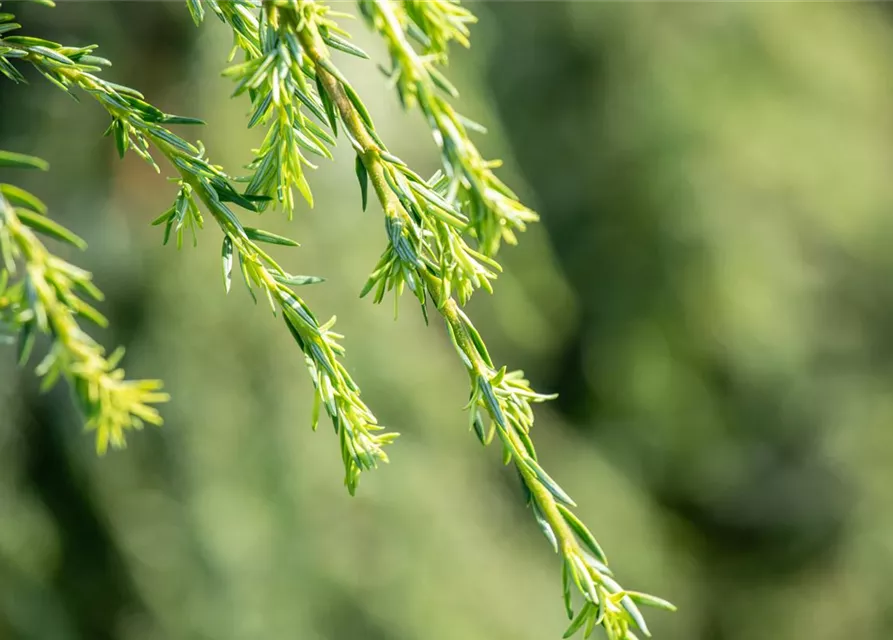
left=1, top=1, right=676, bottom=635
left=357, top=0, right=538, bottom=257
left=0, top=151, right=168, bottom=452
left=0, top=5, right=397, bottom=491
left=249, top=2, right=670, bottom=638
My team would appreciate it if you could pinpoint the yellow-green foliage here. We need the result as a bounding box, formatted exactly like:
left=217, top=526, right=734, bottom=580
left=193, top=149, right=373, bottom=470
left=0, top=2, right=672, bottom=638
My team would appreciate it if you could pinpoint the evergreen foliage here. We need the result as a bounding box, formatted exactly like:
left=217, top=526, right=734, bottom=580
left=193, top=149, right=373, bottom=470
left=0, top=1, right=673, bottom=637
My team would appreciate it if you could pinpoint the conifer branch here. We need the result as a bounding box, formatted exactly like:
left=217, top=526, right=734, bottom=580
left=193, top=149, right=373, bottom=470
left=2, top=1, right=676, bottom=635
left=0, top=150, right=169, bottom=452
left=0, top=6, right=397, bottom=491
left=260, top=2, right=670, bottom=637
left=357, top=0, right=538, bottom=256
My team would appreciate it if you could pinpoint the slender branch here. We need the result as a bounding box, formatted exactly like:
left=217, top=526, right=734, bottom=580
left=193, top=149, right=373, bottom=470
left=291, top=5, right=672, bottom=638
left=358, top=0, right=538, bottom=257
left=2, top=3, right=676, bottom=637
left=1, top=18, right=397, bottom=491
left=0, top=158, right=168, bottom=453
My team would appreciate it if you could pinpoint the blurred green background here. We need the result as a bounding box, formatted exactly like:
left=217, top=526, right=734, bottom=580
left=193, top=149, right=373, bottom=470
left=3, top=2, right=893, bottom=639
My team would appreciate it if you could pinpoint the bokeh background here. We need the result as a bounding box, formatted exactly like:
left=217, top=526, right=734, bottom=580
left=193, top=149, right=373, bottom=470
left=2, top=2, right=893, bottom=639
